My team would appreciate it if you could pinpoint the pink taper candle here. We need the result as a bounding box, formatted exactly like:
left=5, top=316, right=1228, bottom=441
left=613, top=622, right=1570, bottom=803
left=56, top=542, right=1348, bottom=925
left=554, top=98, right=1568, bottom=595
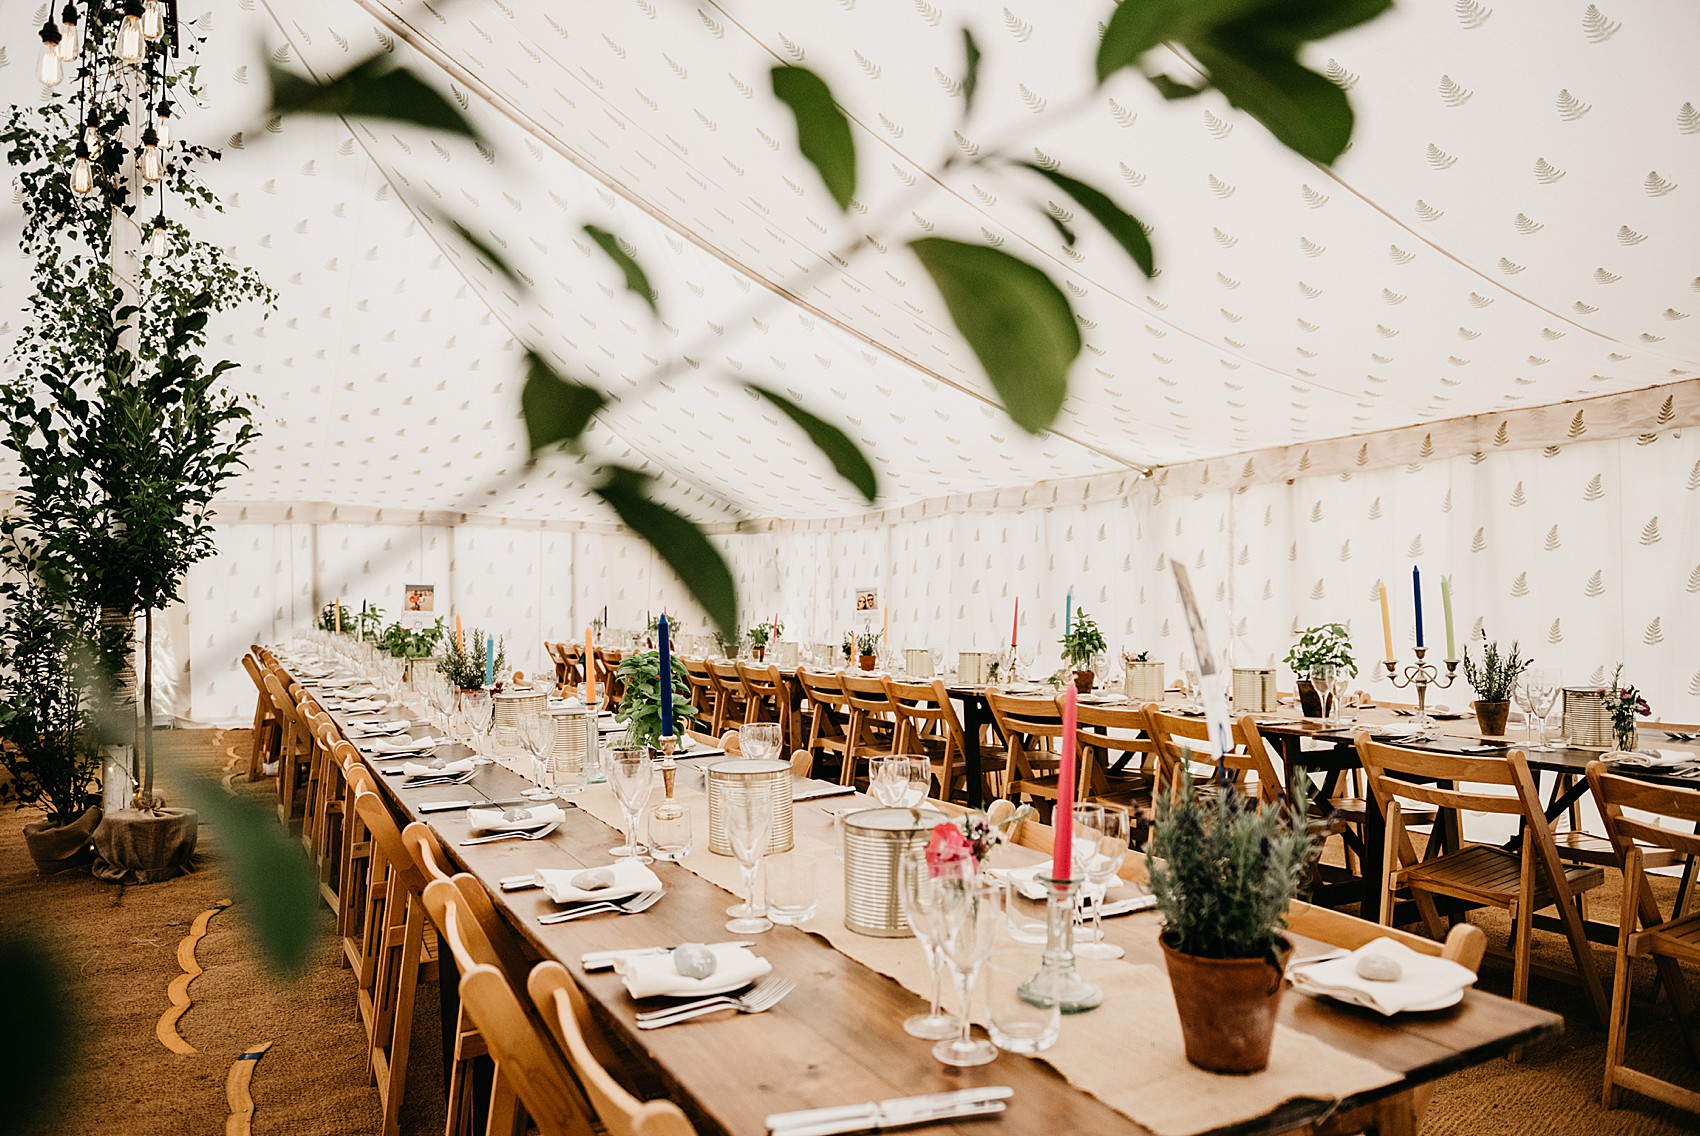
left=1053, top=680, right=1078, bottom=880
left=1011, top=596, right=1019, bottom=648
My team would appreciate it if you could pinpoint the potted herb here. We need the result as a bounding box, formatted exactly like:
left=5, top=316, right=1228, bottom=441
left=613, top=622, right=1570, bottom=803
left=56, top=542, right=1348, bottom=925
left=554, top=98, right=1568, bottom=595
left=1150, top=772, right=1317, bottom=1073
left=356, top=603, right=385, bottom=641
left=746, top=619, right=782, bottom=662
left=841, top=632, right=855, bottom=663
left=1460, top=639, right=1528, bottom=738
left=1283, top=624, right=1357, bottom=718
left=1601, top=664, right=1650, bottom=753
left=614, top=651, right=698, bottom=750
left=438, top=630, right=505, bottom=696
left=1060, top=607, right=1108, bottom=692
left=1121, top=650, right=1165, bottom=703
left=713, top=627, right=741, bottom=659
left=317, top=602, right=351, bottom=633
left=856, top=627, right=882, bottom=671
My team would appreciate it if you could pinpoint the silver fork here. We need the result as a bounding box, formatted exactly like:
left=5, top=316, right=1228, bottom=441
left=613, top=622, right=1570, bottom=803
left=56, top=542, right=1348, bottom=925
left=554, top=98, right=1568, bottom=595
left=403, top=769, right=477, bottom=788
left=635, top=976, right=795, bottom=1030
left=459, top=821, right=561, bottom=846
left=538, top=890, right=664, bottom=925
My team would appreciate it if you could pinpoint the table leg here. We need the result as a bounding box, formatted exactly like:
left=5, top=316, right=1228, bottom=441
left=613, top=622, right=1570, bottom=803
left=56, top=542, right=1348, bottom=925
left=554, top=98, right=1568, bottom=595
left=959, top=694, right=986, bottom=809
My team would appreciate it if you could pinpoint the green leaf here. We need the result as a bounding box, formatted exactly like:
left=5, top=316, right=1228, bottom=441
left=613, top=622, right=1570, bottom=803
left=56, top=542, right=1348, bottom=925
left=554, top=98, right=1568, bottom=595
left=1188, top=39, right=1354, bottom=163
left=583, top=225, right=658, bottom=315
left=770, top=66, right=857, bottom=210
left=745, top=382, right=878, bottom=502
left=961, top=28, right=983, bottom=114
left=1097, top=0, right=1199, bottom=83
left=267, top=55, right=477, bottom=139
left=1249, top=0, right=1394, bottom=45
left=595, top=468, right=739, bottom=641
left=0, top=933, right=74, bottom=1134
left=520, top=352, right=606, bottom=454
left=1147, top=73, right=1207, bottom=100
left=1020, top=163, right=1154, bottom=277
left=446, top=216, right=521, bottom=286
left=1041, top=210, right=1077, bottom=247
left=909, top=238, right=1080, bottom=434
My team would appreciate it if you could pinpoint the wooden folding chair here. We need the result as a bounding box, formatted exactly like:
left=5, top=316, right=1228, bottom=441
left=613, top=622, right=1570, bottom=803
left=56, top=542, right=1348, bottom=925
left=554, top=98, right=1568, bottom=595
left=1146, top=707, right=1284, bottom=806
left=1073, top=702, right=1157, bottom=807
left=264, top=672, right=310, bottom=825
left=528, top=962, right=700, bottom=1136
left=984, top=692, right=1066, bottom=815
left=241, top=653, right=279, bottom=781
left=703, top=659, right=747, bottom=735
left=1585, top=762, right=1700, bottom=1115
left=796, top=667, right=853, bottom=781
left=1357, top=737, right=1609, bottom=1024
left=884, top=676, right=1006, bottom=802
left=337, top=752, right=377, bottom=969
left=680, top=657, right=717, bottom=726
left=839, top=672, right=901, bottom=787
left=739, top=662, right=793, bottom=747
left=594, top=649, right=626, bottom=712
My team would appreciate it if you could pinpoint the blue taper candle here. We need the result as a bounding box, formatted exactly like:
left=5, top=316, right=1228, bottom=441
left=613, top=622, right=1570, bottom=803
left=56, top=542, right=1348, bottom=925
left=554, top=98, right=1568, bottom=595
left=485, top=634, right=495, bottom=686
left=658, top=614, right=674, bottom=737
left=1064, top=590, right=1072, bottom=637
left=1411, top=565, right=1424, bottom=649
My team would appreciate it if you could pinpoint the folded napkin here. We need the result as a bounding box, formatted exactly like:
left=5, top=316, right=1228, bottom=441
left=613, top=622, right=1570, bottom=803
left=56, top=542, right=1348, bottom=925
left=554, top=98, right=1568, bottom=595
left=989, top=862, right=1049, bottom=901
left=466, top=803, right=567, bottom=833
left=340, top=698, right=388, bottom=712
left=369, top=735, right=444, bottom=754
left=1612, top=749, right=1693, bottom=768
left=535, top=861, right=663, bottom=904
left=1370, top=724, right=1425, bottom=738
left=401, top=758, right=476, bottom=779
left=347, top=719, right=410, bottom=737
left=616, top=943, right=771, bottom=999
left=1289, top=937, right=1476, bottom=1016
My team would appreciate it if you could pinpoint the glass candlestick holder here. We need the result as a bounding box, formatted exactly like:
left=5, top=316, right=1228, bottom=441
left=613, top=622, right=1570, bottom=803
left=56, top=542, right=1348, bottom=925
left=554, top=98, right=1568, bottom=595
left=1018, top=872, right=1102, bottom=1013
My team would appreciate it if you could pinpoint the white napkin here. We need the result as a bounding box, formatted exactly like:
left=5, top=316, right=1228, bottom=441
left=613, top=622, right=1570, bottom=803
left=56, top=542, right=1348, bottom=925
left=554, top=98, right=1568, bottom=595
left=616, top=943, right=771, bottom=999
left=466, top=803, right=567, bottom=833
left=989, top=862, right=1049, bottom=901
left=369, top=735, right=444, bottom=754
left=535, top=861, right=663, bottom=904
left=402, top=758, right=476, bottom=779
left=1289, top=937, right=1476, bottom=1015
left=340, top=698, right=388, bottom=712
left=347, top=719, right=410, bottom=737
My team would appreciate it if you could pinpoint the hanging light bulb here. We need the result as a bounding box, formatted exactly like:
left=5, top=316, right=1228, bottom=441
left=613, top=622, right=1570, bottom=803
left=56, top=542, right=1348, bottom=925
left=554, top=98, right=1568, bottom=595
left=142, top=0, right=166, bottom=42
left=37, top=20, right=65, bottom=86
left=154, top=100, right=173, bottom=148
left=139, top=126, right=163, bottom=181
left=116, top=1, right=146, bottom=62
left=83, top=118, right=103, bottom=161
left=149, top=213, right=169, bottom=258
left=70, top=140, right=94, bottom=195
left=57, top=3, right=81, bottom=63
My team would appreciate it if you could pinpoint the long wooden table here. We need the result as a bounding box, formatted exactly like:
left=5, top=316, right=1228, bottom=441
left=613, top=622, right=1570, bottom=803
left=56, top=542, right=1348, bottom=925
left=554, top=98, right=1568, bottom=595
left=304, top=679, right=1563, bottom=1136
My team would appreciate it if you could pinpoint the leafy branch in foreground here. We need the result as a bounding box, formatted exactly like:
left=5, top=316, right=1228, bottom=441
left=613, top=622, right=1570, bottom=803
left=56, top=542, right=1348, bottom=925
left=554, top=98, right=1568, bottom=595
left=595, top=467, right=739, bottom=641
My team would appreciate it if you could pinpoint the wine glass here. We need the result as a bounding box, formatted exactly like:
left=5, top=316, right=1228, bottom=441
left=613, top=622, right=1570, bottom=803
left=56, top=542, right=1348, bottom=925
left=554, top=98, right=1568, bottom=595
left=1512, top=677, right=1538, bottom=744
left=606, top=746, right=654, bottom=861
left=1527, top=668, right=1561, bottom=750
left=898, top=848, right=958, bottom=1040
left=517, top=710, right=559, bottom=800
left=742, top=722, right=782, bottom=762
left=1071, top=805, right=1130, bottom=960
left=1328, top=669, right=1352, bottom=726
left=872, top=756, right=928, bottom=807
left=930, top=872, right=1001, bottom=1067
left=1309, top=664, right=1341, bottom=725
left=723, top=783, right=774, bottom=934
left=460, top=689, right=493, bottom=756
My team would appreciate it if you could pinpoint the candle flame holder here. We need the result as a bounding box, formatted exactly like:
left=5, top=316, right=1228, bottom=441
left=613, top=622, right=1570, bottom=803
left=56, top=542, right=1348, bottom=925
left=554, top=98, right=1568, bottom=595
left=1019, top=872, right=1102, bottom=1013
left=1381, top=646, right=1459, bottom=737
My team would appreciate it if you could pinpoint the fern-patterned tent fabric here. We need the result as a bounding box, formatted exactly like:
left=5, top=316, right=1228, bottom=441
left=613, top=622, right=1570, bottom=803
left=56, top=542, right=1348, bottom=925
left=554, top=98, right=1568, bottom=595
left=0, top=0, right=1695, bottom=723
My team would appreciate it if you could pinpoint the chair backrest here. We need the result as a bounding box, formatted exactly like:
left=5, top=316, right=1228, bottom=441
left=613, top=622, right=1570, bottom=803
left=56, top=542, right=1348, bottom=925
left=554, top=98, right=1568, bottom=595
left=707, top=658, right=746, bottom=699
left=739, top=662, right=786, bottom=702
left=401, top=820, right=456, bottom=884
left=418, top=872, right=541, bottom=1001
left=841, top=671, right=898, bottom=716
left=680, top=657, right=716, bottom=713
left=1355, top=735, right=1532, bottom=819
left=1287, top=901, right=1487, bottom=972
left=458, top=964, right=596, bottom=1136
left=883, top=677, right=964, bottom=746
left=1585, top=762, right=1700, bottom=862
left=796, top=667, right=851, bottom=710
left=527, top=962, right=699, bottom=1136
left=352, top=789, right=427, bottom=897
left=788, top=748, right=814, bottom=777
left=242, top=653, right=271, bottom=699
left=985, top=692, right=1065, bottom=739
left=1146, top=707, right=1282, bottom=805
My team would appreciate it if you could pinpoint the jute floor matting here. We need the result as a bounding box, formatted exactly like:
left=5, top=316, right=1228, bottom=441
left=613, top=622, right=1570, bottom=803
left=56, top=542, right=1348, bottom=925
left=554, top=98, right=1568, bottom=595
left=1, top=726, right=1696, bottom=1135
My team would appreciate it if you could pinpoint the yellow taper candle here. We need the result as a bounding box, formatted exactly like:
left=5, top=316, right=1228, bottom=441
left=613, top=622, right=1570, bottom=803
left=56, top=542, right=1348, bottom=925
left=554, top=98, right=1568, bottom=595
left=1377, top=581, right=1393, bottom=661
left=1440, top=575, right=1457, bottom=661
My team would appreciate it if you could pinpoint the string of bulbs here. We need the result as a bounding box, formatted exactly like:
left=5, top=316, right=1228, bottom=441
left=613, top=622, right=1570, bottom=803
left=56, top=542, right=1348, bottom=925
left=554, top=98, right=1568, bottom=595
left=35, top=1, right=179, bottom=258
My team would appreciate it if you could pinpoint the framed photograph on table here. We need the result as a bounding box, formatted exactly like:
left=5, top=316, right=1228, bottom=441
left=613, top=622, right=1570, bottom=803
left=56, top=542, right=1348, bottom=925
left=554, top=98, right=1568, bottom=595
left=402, top=583, right=435, bottom=626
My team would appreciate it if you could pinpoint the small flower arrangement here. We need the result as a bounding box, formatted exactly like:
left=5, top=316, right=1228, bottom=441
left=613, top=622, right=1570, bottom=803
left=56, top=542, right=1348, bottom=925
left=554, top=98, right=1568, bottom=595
left=922, top=806, right=1033, bottom=877
left=1123, top=650, right=1151, bottom=663
left=1601, top=663, right=1650, bottom=751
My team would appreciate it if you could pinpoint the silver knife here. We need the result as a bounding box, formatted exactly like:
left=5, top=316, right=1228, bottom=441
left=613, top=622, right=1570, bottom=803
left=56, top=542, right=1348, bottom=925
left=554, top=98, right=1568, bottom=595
left=580, top=940, right=755, bottom=972
left=767, top=1088, right=1013, bottom=1136
left=419, top=797, right=533, bottom=814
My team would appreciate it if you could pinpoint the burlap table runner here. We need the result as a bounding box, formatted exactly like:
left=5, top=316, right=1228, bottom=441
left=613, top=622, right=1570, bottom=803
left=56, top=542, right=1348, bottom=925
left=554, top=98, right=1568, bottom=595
left=569, top=771, right=1400, bottom=1136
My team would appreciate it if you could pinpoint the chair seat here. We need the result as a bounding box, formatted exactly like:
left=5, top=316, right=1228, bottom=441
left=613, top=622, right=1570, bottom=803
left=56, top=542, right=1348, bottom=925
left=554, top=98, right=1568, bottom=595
left=1329, top=797, right=1437, bottom=826
left=1402, top=843, right=1605, bottom=909
left=1552, top=830, right=1685, bottom=870
left=1636, top=910, right=1700, bottom=965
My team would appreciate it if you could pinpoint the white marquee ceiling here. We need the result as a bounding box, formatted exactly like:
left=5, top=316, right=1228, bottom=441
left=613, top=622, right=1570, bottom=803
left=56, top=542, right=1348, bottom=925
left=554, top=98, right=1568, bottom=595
left=2, top=0, right=1696, bottom=524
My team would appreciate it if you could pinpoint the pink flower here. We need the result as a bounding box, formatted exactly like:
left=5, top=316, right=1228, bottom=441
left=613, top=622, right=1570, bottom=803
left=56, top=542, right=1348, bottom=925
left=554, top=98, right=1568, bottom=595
left=925, top=822, right=975, bottom=877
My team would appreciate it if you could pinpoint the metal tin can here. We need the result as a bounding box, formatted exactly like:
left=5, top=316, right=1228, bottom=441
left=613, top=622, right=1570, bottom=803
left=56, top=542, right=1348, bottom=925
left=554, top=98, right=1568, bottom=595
left=706, top=758, right=794, bottom=856
left=842, top=806, right=949, bottom=937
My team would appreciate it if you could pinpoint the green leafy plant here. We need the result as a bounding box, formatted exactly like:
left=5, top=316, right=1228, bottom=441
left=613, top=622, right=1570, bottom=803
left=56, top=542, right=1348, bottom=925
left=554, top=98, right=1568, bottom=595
left=747, top=619, right=784, bottom=650
left=1061, top=608, right=1107, bottom=670
left=317, top=603, right=352, bottom=633
left=1149, top=771, right=1318, bottom=961
left=646, top=613, right=685, bottom=640
left=0, top=584, right=108, bottom=827
left=856, top=627, right=883, bottom=658
left=379, top=618, right=445, bottom=659
left=1461, top=640, right=1530, bottom=703
left=1601, top=664, right=1650, bottom=749
left=841, top=632, right=854, bottom=661
left=713, top=628, right=741, bottom=658
left=438, top=630, right=505, bottom=690
left=357, top=605, right=386, bottom=639
left=1283, top=623, right=1357, bottom=679
left=614, top=651, right=698, bottom=750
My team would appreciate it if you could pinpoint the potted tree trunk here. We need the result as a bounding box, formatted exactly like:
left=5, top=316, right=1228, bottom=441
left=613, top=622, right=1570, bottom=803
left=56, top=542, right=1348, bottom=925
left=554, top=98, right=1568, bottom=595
left=1060, top=607, right=1107, bottom=693
left=1461, top=639, right=1527, bottom=738
left=1284, top=624, right=1356, bottom=718
left=1150, top=771, right=1318, bottom=1074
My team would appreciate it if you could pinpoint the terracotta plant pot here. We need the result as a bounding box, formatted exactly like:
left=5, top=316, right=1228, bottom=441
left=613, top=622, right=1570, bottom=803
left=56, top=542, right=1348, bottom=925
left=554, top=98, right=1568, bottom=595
left=22, top=805, right=102, bottom=877
left=1295, top=679, right=1324, bottom=719
left=1161, top=934, right=1287, bottom=1074
left=858, top=654, right=877, bottom=671
left=1474, top=699, right=1510, bottom=737
left=1074, top=669, right=1096, bottom=693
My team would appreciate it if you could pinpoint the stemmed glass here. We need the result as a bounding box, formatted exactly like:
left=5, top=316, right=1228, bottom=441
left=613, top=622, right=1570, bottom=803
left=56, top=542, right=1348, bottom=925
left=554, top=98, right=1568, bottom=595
left=898, top=849, right=958, bottom=1040
left=742, top=722, right=782, bottom=762
left=1310, top=664, right=1341, bottom=725
left=1327, top=669, right=1352, bottom=727
left=518, top=710, right=560, bottom=800
left=1071, top=805, right=1130, bottom=960
left=929, top=871, right=1001, bottom=1067
left=1513, top=676, right=1539, bottom=744
left=460, top=689, right=493, bottom=756
left=607, top=746, right=654, bottom=861
left=1527, top=668, right=1561, bottom=750
left=871, top=756, right=929, bottom=807
left=723, top=783, right=774, bottom=934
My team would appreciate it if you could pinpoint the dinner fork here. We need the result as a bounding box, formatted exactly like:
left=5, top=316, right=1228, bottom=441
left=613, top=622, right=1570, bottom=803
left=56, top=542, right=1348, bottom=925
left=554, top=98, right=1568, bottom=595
left=538, top=890, right=664, bottom=925
left=635, top=976, right=796, bottom=1029
left=459, top=821, right=561, bottom=846
left=403, top=769, right=477, bottom=788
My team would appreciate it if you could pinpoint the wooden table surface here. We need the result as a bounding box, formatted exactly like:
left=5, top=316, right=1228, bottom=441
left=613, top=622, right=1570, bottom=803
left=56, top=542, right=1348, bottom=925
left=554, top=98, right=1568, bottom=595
left=304, top=678, right=1563, bottom=1136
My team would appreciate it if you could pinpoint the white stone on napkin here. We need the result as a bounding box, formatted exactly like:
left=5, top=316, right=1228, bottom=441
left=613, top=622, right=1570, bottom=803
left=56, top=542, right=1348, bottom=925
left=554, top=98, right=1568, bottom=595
left=616, top=943, right=770, bottom=999
left=465, top=804, right=567, bottom=833
left=402, top=758, right=476, bottom=779
left=1289, top=937, right=1475, bottom=1015
left=371, top=735, right=442, bottom=754
left=535, top=861, right=663, bottom=904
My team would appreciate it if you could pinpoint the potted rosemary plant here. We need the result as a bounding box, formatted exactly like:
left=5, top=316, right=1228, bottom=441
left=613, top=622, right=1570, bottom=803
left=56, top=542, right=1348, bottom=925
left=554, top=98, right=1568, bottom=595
left=1283, top=624, right=1357, bottom=718
left=1060, top=607, right=1107, bottom=692
left=856, top=627, right=882, bottom=671
left=614, top=651, right=698, bottom=750
left=1460, top=639, right=1528, bottom=738
left=1149, top=772, right=1317, bottom=1074
left=438, top=630, right=505, bottom=695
